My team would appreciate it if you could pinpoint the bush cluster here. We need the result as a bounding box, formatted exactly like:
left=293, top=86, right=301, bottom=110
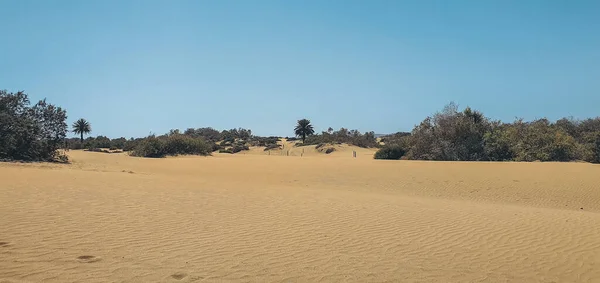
left=6, top=89, right=598, bottom=164
left=65, top=136, right=129, bottom=150
left=251, top=136, right=279, bottom=147
left=231, top=144, right=249, bottom=153
left=374, top=145, right=405, bottom=160
left=297, top=128, right=378, bottom=148
left=0, top=90, right=68, bottom=162
left=375, top=103, right=600, bottom=162
left=130, top=134, right=212, bottom=158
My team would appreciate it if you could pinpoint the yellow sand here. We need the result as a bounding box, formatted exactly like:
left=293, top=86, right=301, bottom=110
left=1, top=150, right=600, bottom=282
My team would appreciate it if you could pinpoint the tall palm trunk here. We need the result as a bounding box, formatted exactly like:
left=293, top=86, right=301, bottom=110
left=80, top=132, right=84, bottom=143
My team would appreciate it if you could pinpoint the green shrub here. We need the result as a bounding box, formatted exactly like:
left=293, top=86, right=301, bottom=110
left=298, top=135, right=322, bottom=146
left=110, top=137, right=127, bottom=149
left=211, top=143, right=222, bottom=152
left=184, top=127, right=222, bottom=142
left=294, top=128, right=377, bottom=148
left=251, top=136, right=280, bottom=147
left=130, top=135, right=212, bottom=158
left=232, top=144, right=249, bottom=153
left=163, top=134, right=212, bottom=156
left=0, top=90, right=68, bottom=162
left=65, top=138, right=84, bottom=150
left=123, top=138, right=140, bottom=152
left=130, top=137, right=166, bottom=158
left=374, top=145, right=406, bottom=160
left=591, top=132, right=600, bottom=163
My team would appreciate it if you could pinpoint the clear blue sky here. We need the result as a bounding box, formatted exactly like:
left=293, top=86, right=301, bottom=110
left=1, top=0, right=599, bottom=138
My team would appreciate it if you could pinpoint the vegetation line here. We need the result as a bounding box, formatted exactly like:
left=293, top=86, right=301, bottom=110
left=2, top=90, right=599, bottom=163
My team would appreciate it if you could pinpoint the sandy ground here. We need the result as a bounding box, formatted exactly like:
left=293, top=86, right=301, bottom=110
left=1, top=149, right=600, bottom=282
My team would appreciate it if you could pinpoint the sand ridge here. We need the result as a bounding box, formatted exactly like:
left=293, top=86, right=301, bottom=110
left=1, top=150, right=600, bottom=282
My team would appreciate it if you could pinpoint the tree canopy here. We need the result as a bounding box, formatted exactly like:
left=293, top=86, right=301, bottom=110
left=0, top=90, right=68, bottom=162
left=72, top=118, right=92, bottom=142
left=294, top=119, right=315, bottom=142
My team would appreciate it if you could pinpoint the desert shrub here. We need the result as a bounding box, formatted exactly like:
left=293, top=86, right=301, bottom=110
left=110, top=137, right=127, bottom=149
left=65, top=138, right=84, bottom=150
left=94, top=136, right=112, bottom=148
left=251, top=136, right=280, bottom=147
left=123, top=138, right=141, bottom=152
left=0, top=90, right=68, bottom=162
left=297, top=135, right=322, bottom=146
left=315, top=143, right=325, bottom=149
left=130, top=137, right=166, bottom=158
left=219, top=149, right=233, bottom=154
left=82, top=136, right=112, bottom=149
left=109, top=146, right=118, bottom=151
left=408, top=104, right=490, bottom=161
left=401, top=103, right=599, bottom=162
left=163, top=134, right=212, bottom=156
left=232, top=144, right=249, bottom=153
left=221, top=128, right=252, bottom=142
left=595, top=135, right=600, bottom=164
left=380, top=132, right=411, bottom=144
left=374, top=145, right=406, bottom=160
left=325, top=148, right=335, bottom=154
left=483, top=124, right=516, bottom=161
left=184, top=127, right=222, bottom=142
left=210, top=143, right=222, bottom=152
left=581, top=132, right=600, bottom=163
left=296, top=128, right=378, bottom=148
left=351, top=131, right=378, bottom=148
left=509, top=119, right=577, bottom=162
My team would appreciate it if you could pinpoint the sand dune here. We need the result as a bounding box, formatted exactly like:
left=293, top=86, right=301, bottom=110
left=240, top=142, right=377, bottom=158
left=1, top=151, right=600, bottom=282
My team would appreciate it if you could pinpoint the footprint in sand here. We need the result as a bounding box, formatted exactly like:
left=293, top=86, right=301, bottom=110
left=0, top=242, right=10, bottom=247
left=170, top=272, right=188, bottom=280
left=77, top=255, right=101, bottom=263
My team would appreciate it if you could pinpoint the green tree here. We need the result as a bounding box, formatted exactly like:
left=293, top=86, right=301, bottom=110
left=294, top=119, right=315, bottom=143
left=0, top=90, right=68, bottom=162
left=593, top=133, right=600, bottom=163
left=72, top=118, right=92, bottom=143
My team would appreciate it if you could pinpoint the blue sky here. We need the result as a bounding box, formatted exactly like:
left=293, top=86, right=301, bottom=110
left=1, top=0, right=599, bottom=138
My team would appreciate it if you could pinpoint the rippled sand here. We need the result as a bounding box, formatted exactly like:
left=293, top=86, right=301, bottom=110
left=1, top=150, right=600, bottom=282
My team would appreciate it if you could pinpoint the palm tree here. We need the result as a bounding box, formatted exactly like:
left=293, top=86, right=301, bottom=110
left=294, top=119, right=315, bottom=143
left=72, top=118, right=92, bottom=142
